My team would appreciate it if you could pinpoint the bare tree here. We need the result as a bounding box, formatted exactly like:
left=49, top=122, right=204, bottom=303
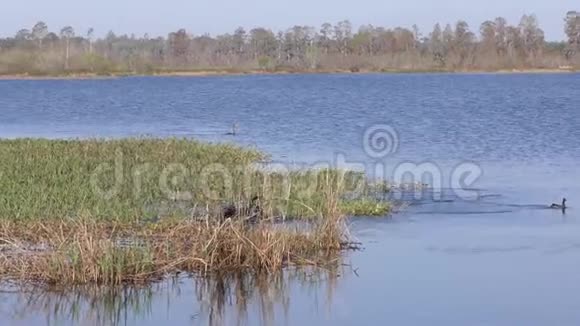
left=505, top=26, right=524, bottom=63
left=494, top=17, right=508, bottom=57
left=32, top=21, right=48, bottom=49
left=168, top=29, right=189, bottom=66
left=412, top=24, right=421, bottom=49
left=429, top=23, right=445, bottom=66
left=565, top=11, right=580, bottom=60
left=334, top=20, right=352, bottom=55
left=519, top=14, right=545, bottom=62
left=15, top=29, right=32, bottom=41
left=480, top=21, right=496, bottom=49
left=87, top=28, right=94, bottom=54
left=60, top=26, right=75, bottom=69
left=442, top=24, right=454, bottom=51
left=249, top=28, right=277, bottom=60
left=352, top=25, right=374, bottom=55
left=453, top=21, right=474, bottom=66
left=479, top=20, right=497, bottom=66
left=232, top=27, right=247, bottom=58
left=319, top=23, right=333, bottom=54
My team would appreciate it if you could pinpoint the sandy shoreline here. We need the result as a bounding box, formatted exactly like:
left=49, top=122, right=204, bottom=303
left=0, top=68, right=576, bottom=80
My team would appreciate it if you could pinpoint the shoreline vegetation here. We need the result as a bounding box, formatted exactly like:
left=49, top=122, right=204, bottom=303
left=2, top=12, right=580, bottom=79
left=0, top=66, right=577, bottom=80
left=0, top=138, right=396, bottom=286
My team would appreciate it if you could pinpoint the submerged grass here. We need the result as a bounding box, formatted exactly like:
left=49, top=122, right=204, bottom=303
left=0, top=138, right=390, bottom=285
left=340, top=199, right=391, bottom=216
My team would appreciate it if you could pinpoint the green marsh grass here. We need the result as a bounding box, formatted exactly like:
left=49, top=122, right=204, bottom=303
left=0, top=138, right=391, bottom=285
left=0, top=138, right=390, bottom=221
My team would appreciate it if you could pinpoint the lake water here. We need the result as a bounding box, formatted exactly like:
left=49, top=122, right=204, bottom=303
left=1, top=73, right=580, bottom=325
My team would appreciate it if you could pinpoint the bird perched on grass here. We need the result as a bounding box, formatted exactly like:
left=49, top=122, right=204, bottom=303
left=222, top=196, right=262, bottom=222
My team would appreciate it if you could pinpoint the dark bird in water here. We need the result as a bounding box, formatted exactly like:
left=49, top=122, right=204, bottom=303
left=222, top=196, right=262, bottom=222
left=550, top=198, right=567, bottom=210
left=225, top=123, right=239, bottom=136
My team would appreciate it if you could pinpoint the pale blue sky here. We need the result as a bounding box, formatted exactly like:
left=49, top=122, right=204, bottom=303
left=0, top=0, right=572, bottom=40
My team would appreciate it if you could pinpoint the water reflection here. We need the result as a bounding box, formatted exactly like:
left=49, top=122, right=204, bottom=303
left=2, top=267, right=344, bottom=326
left=5, top=283, right=155, bottom=326
left=193, top=269, right=339, bottom=326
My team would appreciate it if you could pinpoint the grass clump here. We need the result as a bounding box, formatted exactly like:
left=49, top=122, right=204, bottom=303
left=0, top=138, right=392, bottom=285
left=0, top=138, right=390, bottom=221
left=0, top=138, right=264, bottom=221
left=340, top=199, right=391, bottom=216
left=0, top=210, right=348, bottom=285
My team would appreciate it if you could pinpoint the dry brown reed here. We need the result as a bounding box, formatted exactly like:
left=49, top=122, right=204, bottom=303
left=0, top=214, right=349, bottom=286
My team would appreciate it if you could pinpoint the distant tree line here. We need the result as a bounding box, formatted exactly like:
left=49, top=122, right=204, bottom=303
left=1, top=11, right=579, bottom=75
